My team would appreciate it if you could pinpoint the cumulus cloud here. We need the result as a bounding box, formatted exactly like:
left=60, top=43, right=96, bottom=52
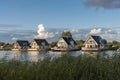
left=90, top=28, right=102, bottom=34
left=35, top=24, right=56, bottom=39
left=85, top=0, right=120, bottom=9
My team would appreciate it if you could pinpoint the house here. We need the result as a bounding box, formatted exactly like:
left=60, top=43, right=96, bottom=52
left=29, top=39, right=50, bottom=51
left=82, top=35, right=107, bottom=51
left=13, top=40, right=30, bottom=51
left=51, top=37, right=79, bottom=51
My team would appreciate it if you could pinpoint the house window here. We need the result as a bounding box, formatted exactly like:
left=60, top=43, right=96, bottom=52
left=89, top=40, right=93, bottom=43
left=58, top=42, right=66, bottom=48
left=90, top=45, right=92, bottom=48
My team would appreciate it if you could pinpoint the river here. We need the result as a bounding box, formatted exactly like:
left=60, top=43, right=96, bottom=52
left=0, top=50, right=118, bottom=62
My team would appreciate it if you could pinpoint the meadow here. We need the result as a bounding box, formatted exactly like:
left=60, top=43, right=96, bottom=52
left=0, top=53, right=120, bottom=80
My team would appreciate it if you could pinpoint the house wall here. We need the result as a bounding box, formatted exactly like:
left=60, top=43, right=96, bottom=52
left=30, top=40, right=49, bottom=49
left=85, top=37, right=98, bottom=48
left=57, top=38, right=68, bottom=48
left=30, top=41, right=39, bottom=49
left=14, top=43, right=21, bottom=49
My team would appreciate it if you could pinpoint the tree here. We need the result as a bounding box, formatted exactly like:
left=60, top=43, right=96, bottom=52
left=112, top=40, right=118, bottom=46
left=102, top=39, right=107, bottom=45
left=61, top=31, right=72, bottom=38
left=50, top=41, right=58, bottom=47
left=76, top=40, right=85, bottom=48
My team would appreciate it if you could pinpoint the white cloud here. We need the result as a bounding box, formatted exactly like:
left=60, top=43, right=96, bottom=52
left=12, top=37, right=18, bottom=41
left=35, top=24, right=56, bottom=39
left=0, top=25, right=120, bottom=43
left=37, top=24, right=45, bottom=33
left=105, top=29, right=113, bottom=34
left=90, top=28, right=102, bottom=34
left=71, top=29, right=79, bottom=33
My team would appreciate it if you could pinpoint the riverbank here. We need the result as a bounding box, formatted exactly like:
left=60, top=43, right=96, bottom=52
left=0, top=53, right=120, bottom=80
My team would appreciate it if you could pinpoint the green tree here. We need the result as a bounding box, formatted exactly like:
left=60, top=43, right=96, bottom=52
left=50, top=41, right=58, bottom=47
left=61, top=31, right=72, bottom=38
left=76, top=40, right=85, bottom=48
left=102, top=39, right=107, bottom=45
left=112, top=40, right=119, bottom=46
left=3, top=43, right=13, bottom=50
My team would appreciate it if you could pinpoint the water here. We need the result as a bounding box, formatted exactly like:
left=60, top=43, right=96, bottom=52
left=0, top=50, right=118, bottom=62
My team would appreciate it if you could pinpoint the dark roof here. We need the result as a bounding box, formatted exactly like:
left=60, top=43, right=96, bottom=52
left=33, top=39, right=49, bottom=46
left=16, top=40, right=29, bottom=47
left=91, top=35, right=101, bottom=45
left=62, top=37, right=77, bottom=45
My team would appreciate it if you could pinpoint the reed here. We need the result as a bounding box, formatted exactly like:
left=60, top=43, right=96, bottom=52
left=0, top=53, right=120, bottom=80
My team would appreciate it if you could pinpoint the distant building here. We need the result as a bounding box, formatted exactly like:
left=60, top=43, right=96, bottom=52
left=13, top=40, right=30, bottom=50
left=82, top=35, right=107, bottom=51
left=51, top=37, right=79, bottom=51
left=29, top=39, right=50, bottom=51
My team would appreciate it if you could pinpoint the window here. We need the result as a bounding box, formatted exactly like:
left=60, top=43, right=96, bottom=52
left=90, top=45, right=92, bottom=48
left=90, top=40, right=93, bottom=43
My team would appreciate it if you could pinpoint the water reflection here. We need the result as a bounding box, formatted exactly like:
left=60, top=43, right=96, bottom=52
left=13, top=51, right=29, bottom=61
left=13, top=51, right=49, bottom=62
left=81, top=50, right=116, bottom=58
left=82, top=51, right=100, bottom=57
left=0, top=50, right=117, bottom=62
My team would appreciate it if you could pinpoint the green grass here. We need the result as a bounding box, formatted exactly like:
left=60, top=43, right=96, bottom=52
left=0, top=53, right=120, bottom=80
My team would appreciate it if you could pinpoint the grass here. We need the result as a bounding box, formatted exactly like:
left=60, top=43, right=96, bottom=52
left=0, top=53, right=120, bottom=80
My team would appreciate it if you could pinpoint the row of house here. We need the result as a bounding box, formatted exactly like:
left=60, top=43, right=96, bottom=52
left=13, top=39, right=50, bottom=51
left=13, top=35, right=107, bottom=51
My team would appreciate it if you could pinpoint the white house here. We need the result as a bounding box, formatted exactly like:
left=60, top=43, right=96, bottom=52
left=82, top=35, right=107, bottom=51
left=13, top=40, right=30, bottom=51
left=51, top=37, right=79, bottom=51
left=29, top=39, right=50, bottom=51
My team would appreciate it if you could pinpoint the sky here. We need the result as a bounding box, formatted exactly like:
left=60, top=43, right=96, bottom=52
left=0, top=0, right=120, bottom=43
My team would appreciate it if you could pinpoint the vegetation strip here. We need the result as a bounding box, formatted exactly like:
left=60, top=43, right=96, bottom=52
left=0, top=54, right=120, bottom=80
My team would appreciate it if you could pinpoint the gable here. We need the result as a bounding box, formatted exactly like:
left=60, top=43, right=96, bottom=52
left=84, top=36, right=99, bottom=45
left=57, top=38, right=68, bottom=46
left=14, top=42, right=21, bottom=47
left=30, top=40, right=38, bottom=46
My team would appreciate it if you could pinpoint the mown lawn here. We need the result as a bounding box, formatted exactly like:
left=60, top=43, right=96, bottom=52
left=0, top=53, right=120, bottom=80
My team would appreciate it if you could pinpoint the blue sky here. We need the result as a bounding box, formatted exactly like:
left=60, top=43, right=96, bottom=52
left=0, top=0, right=120, bottom=43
